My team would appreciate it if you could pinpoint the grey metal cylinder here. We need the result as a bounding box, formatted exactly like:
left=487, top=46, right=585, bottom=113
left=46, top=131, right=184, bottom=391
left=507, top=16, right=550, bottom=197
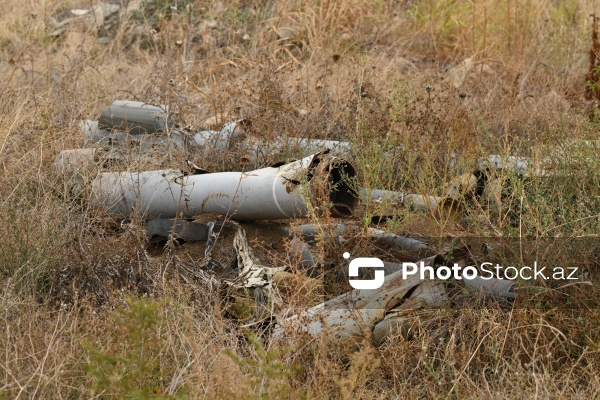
left=99, top=100, right=173, bottom=134
left=90, top=154, right=357, bottom=220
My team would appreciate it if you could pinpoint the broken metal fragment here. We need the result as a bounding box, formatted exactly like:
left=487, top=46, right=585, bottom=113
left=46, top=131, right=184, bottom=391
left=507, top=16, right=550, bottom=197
left=145, top=219, right=224, bottom=243
left=91, top=153, right=357, bottom=220
left=82, top=119, right=239, bottom=157
left=272, top=263, right=424, bottom=342
left=52, top=148, right=100, bottom=175
left=233, top=228, right=283, bottom=289
left=370, top=229, right=429, bottom=253
left=372, top=280, right=447, bottom=344
left=361, top=188, right=442, bottom=212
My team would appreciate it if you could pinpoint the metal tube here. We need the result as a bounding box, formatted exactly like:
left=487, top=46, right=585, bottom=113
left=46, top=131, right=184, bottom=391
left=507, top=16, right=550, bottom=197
left=241, top=137, right=353, bottom=161
left=285, top=223, right=428, bottom=252
left=464, top=276, right=516, bottom=299
left=360, top=188, right=442, bottom=212
left=82, top=120, right=237, bottom=154
left=99, top=100, right=172, bottom=134
left=145, top=219, right=225, bottom=242
left=370, top=229, right=429, bottom=252
left=288, top=237, right=317, bottom=269
left=91, top=154, right=357, bottom=220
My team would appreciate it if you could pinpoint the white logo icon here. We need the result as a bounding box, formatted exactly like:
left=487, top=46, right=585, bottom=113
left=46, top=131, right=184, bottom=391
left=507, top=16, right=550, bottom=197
left=344, top=252, right=385, bottom=290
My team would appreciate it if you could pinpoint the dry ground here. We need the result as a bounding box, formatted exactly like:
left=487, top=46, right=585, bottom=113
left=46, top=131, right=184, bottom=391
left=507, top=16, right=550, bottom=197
left=0, top=0, right=599, bottom=398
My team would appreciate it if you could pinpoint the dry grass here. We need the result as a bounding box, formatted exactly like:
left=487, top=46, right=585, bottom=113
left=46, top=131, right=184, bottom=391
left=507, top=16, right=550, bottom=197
left=0, top=0, right=599, bottom=398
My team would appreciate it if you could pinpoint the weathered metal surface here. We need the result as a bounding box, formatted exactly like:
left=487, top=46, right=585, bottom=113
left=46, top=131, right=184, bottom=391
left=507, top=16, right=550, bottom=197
left=233, top=228, right=283, bottom=289
left=464, top=275, right=516, bottom=299
left=370, top=229, right=429, bottom=253
left=285, top=223, right=428, bottom=252
left=145, top=219, right=225, bottom=242
left=91, top=153, right=357, bottom=220
left=82, top=119, right=238, bottom=156
left=99, top=100, right=173, bottom=134
left=372, top=280, right=447, bottom=344
left=272, top=262, right=424, bottom=342
left=288, top=237, right=317, bottom=269
left=361, top=188, right=442, bottom=212
left=52, top=148, right=100, bottom=175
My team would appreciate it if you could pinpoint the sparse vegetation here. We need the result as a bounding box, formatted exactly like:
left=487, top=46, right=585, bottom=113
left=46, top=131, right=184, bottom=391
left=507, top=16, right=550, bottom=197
left=0, top=0, right=599, bottom=398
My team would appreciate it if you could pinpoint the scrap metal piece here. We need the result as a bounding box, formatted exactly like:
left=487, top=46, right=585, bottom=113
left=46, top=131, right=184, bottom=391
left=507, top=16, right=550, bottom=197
left=91, top=153, right=357, bottom=220
left=99, top=100, right=173, bottom=134
left=372, top=280, right=447, bottom=344
left=145, top=219, right=224, bottom=243
left=82, top=119, right=238, bottom=156
left=464, top=275, right=516, bottom=299
left=288, top=237, right=317, bottom=269
left=285, top=223, right=428, bottom=252
left=52, top=148, right=100, bottom=175
left=233, top=228, right=283, bottom=289
left=272, top=261, right=424, bottom=342
left=369, top=229, right=429, bottom=253
left=360, top=188, right=442, bottom=212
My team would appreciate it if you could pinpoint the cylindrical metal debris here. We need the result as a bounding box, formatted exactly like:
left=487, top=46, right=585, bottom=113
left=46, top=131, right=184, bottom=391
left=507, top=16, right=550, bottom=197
left=99, top=100, right=173, bottom=134
left=91, top=153, right=357, bottom=220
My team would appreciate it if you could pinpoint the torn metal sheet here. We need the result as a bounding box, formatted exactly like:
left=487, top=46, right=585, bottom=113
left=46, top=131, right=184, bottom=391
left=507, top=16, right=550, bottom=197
left=372, top=280, right=447, bottom=344
left=91, top=153, right=357, bottom=220
left=232, top=228, right=283, bottom=289
left=145, top=219, right=224, bottom=243
left=272, top=261, right=424, bottom=342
